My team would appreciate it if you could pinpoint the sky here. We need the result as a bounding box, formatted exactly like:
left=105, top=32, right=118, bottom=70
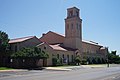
left=0, top=0, right=120, bottom=55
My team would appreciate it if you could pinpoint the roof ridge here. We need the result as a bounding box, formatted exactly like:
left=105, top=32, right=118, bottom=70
left=10, top=36, right=35, bottom=40
left=48, top=31, right=65, bottom=37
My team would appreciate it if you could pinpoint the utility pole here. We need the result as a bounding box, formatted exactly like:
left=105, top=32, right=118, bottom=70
left=107, top=52, right=109, bottom=67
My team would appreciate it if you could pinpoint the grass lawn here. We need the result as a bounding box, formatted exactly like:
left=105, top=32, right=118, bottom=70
left=0, top=67, right=13, bottom=70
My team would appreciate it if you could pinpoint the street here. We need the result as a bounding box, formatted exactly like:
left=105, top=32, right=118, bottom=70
left=0, top=67, right=120, bottom=80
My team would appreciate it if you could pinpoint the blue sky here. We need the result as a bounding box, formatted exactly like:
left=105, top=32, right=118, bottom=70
left=0, top=0, right=120, bottom=55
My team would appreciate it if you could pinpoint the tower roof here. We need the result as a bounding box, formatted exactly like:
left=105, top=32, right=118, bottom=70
left=67, top=7, right=79, bottom=10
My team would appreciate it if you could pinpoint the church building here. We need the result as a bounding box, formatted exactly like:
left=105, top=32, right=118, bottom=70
left=9, top=7, right=108, bottom=67
left=37, top=7, right=108, bottom=66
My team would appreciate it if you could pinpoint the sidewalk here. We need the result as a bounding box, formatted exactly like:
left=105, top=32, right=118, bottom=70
left=45, top=67, right=72, bottom=71
left=44, top=64, right=109, bottom=71
left=0, top=69, right=28, bottom=72
left=81, top=64, right=107, bottom=68
left=44, top=66, right=84, bottom=71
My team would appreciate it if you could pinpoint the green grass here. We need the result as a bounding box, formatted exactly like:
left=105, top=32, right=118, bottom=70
left=0, top=67, right=13, bottom=70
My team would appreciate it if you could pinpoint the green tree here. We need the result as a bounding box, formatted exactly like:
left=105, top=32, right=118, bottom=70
left=108, top=51, right=120, bottom=64
left=11, top=47, right=49, bottom=59
left=11, top=47, right=49, bottom=68
left=0, top=31, right=10, bottom=66
left=81, top=59, right=87, bottom=65
left=111, top=51, right=117, bottom=55
left=0, top=31, right=9, bottom=53
left=75, top=55, right=81, bottom=65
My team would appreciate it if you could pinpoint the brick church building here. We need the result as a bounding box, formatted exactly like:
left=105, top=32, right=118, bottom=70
left=9, top=7, right=108, bottom=66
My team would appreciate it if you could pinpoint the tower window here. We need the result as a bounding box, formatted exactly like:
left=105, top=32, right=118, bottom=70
left=67, top=24, right=69, bottom=29
left=76, top=11, right=79, bottom=17
left=77, top=23, right=79, bottom=29
left=69, top=10, right=73, bottom=17
left=79, top=24, right=81, bottom=30
left=71, top=23, right=73, bottom=29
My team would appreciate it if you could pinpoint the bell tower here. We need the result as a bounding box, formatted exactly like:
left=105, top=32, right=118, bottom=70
left=64, top=7, right=82, bottom=50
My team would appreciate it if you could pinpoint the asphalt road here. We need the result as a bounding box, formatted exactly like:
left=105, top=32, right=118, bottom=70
left=0, top=67, right=120, bottom=80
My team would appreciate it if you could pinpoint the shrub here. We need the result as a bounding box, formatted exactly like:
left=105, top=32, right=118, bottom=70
left=75, top=55, right=81, bottom=65
left=81, top=59, right=87, bottom=65
left=52, top=57, right=62, bottom=66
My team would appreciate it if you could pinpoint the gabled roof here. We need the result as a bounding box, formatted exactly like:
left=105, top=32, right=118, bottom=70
left=49, top=44, right=67, bottom=51
left=9, top=36, right=35, bottom=44
left=37, top=42, right=76, bottom=51
left=48, top=31, right=65, bottom=38
left=40, top=31, right=65, bottom=39
left=40, top=31, right=65, bottom=44
left=49, top=44, right=77, bottom=51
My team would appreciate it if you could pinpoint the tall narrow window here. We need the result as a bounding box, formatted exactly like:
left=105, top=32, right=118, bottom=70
left=67, top=24, right=69, bottom=29
left=62, top=54, right=64, bottom=59
left=77, top=23, right=79, bottom=29
left=67, top=55, right=69, bottom=63
left=15, top=45, right=17, bottom=52
left=76, top=11, right=79, bottom=17
left=71, top=23, right=73, bottom=29
left=57, top=54, right=59, bottom=59
left=69, top=10, right=73, bottom=17
left=71, top=55, right=74, bottom=62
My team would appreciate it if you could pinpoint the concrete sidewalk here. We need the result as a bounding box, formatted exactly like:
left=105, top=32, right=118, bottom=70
left=45, top=67, right=72, bottom=71
left=44, top=66, right=84, bottom=71
left=0, top=69, right=28, bottom=72
left=44, top=64, right=120, bottom=71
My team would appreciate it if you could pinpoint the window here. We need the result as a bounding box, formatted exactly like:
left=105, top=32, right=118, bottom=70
left=57, top=54, right=59, bottom=59
left=76, top=23, right=79, bottom=29
left=79, top=24, right=81, bottom=29
left=67, top=24, right=69, bottom=29
left=71, top=55, right=74, bottom=62
left=44, top=46, right=46, bottom=49
left=69, top=10, right=73, bottom=17
left=67, top=55, right=69, bottom=63
left=71, top=23, right=73, bottom=29
left=10, top=59, right=13, bottom=62
left=76, top=11, right=79, bottom=17
left=52, top=54, right=54, bottom=56
left=15, top=45, right=17, bottom=52
left=62, top=54, right=64, bottom=59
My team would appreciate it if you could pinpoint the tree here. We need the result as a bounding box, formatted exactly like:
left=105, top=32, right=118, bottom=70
left=81, top=59, right=87, bottom=65
left=11, top=47, right=49, bottom=68
left=11, top=47, right=49, bottom=59
left=111, top=51, right=117, bottom=55
left=75, top=55, right=81, bottom=65
left=0, top=31, right=9, bottom=53
left=108, top=51, right=120, bottom=64
left=0, top=31, right=10, bottom=66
